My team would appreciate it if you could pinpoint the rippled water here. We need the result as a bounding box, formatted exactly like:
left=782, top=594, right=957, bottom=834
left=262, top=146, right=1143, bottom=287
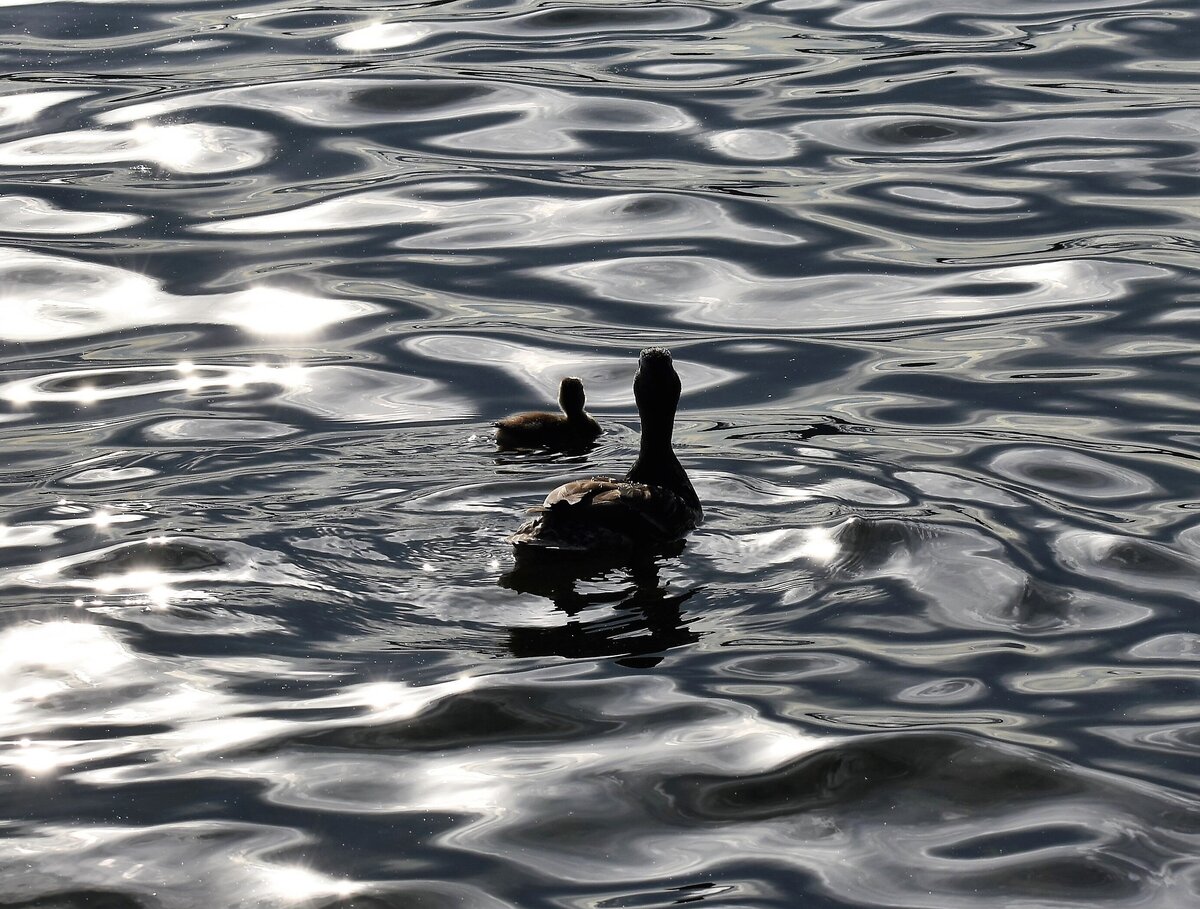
left=2, top=0, right=1199, bottom=905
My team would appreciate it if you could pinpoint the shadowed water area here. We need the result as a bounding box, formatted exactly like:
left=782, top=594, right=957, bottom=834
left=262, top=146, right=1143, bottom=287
left=1, top=0, right=1199, bottom=906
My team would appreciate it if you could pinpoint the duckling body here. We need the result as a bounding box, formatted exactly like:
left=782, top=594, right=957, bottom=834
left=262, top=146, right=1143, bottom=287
left=509, top=348, right=701, bottom=553
left=495, top=376, right=601, bottom=451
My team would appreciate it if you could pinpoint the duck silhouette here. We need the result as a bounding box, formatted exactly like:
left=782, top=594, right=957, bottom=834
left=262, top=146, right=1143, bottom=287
left=508, top=348, right=702, bottom=554
left=494, top=376, right=601, bottom=452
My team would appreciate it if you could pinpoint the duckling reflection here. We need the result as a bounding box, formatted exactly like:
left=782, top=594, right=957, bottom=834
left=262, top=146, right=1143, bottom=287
left=500, top=552, right=699, bottom=665
left=494, top=376, right=601, bottom=452
left=509, top=348, right=701, bottom=553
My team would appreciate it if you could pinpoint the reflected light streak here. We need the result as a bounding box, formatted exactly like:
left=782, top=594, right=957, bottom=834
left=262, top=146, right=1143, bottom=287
left=128, top=121, right=206, bottom=172
left=9, top=508, right=150, bottom=540
left=0, top=621, right=132, bottom=687
left=340, top=676, right=477, bottom=719
left=90, top=573, right=176, bottom=609
left=0, top=90, right=88, bottom=126
left=355, top=681, right=423, bottom=714
left=164, top=715, right=293, bottom=759
left=91, top=569, right=178, bottom=595
left=259, top=864, right=358, bottom=902
left=2, top=247, right=376, bottom=343
left=405, top=334, right=735, bottom=407
left=3, top=384, right=33, bottom=405
left=276, top=363, right=308, bottom=389
left=420, top=761, right=503, bottom=813
left=334, top=20, right=433, bottom=51
left=0, top=513, right=143, bottom=566
left=800, top=527, right=839, bottom=565
left=42, top=510, right=143, bottom=534
left=229, top=287, right=353, bottom=336
left=6, top=738, right=66, bottom=777
left=544, top=256, right=1167, bottom=331
left=0, top=194, right=139, bottom=236
left=7, top=676, right=67, bottom=704
left=0, top=363, right=309, bottom=405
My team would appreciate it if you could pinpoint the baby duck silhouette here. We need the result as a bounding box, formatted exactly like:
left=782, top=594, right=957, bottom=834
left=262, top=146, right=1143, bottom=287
left=495, top=376, right=601, bottom=452
left=509, top=348, right=701, bottom=553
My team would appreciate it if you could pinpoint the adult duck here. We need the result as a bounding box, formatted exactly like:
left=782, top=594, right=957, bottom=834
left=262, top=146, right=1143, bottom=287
left=494, top=376, right=601, bottom=451
left=508, top=348, right=702, bottom=553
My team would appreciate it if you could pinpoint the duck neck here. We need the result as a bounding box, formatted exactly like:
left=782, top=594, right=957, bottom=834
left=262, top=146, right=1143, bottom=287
left=637, top=420, right=674, bottom=453
left=626, top=417, right=700, bottom=510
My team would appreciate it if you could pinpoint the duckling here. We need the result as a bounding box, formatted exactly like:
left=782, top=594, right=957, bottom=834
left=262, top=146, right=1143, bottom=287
left=508, top=348, right=701, bottom=553
left=494, top=376, right=601, bottom=452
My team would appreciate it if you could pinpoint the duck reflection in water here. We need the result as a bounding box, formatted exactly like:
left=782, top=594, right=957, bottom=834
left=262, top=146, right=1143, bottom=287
left=503, top=348, right=703, bottom=665
left=494, top=375, right=601, bottom=453
left=500, top=550, right=700, bottom=667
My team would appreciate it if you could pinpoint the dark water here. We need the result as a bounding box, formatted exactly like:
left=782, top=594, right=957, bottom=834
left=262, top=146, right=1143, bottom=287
left=2, top=0, right=1199, bottom=905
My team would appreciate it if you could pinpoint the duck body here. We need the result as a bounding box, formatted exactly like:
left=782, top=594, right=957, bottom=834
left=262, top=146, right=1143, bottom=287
left=509, top=348, right=701, bottom=554
left=494, top=410, right=601, bottom=451
left=494, top=376, right=601, bottom=452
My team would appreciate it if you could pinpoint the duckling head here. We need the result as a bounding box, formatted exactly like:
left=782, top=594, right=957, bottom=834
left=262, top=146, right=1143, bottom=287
left=558, top=376, right=587, bottom=417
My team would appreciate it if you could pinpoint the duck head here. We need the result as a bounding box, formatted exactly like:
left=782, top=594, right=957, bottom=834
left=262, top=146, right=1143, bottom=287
left=634, top=347, right=680, bottom=446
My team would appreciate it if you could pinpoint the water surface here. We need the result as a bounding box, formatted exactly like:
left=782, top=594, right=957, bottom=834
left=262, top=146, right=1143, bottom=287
left=2, top=0, right=1200, bottom=906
